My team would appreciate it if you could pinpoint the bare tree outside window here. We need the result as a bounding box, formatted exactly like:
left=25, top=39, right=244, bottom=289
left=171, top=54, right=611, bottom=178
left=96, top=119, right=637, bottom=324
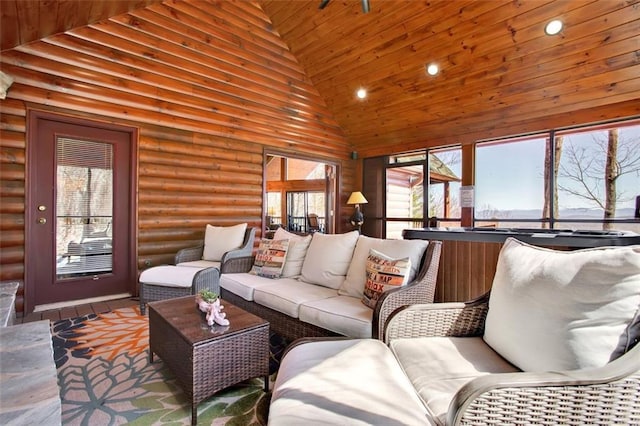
left=557, top=127, right=640, bottom=230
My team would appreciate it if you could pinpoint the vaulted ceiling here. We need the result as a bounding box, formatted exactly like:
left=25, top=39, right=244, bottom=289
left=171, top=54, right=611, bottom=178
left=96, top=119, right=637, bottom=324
left=2, top=0, right=639, bottom=158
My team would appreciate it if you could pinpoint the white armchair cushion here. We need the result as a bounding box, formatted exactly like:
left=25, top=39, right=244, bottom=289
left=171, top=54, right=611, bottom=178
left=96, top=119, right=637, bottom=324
left=300, top=231, right=359, bottom=289
left=274, top=228, right=312, bottom=277
left=484, top=237, right=640, bottom=371
left=202, top=223, right=247, bottom=261
left=339, top=235, right=428, bottom=298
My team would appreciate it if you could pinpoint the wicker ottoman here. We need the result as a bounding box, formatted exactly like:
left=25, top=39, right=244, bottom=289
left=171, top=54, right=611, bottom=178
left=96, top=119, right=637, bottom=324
left=139, top=265, right=220, bottom=315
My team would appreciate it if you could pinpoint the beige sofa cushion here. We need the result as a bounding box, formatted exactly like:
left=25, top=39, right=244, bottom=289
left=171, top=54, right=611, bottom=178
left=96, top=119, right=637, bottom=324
left=299, top=295, right=373, bottom=338
left=339, top=236, right=429, bottom=298
left=300, top=231, right=359, bottom=289
left=273, top=228, right=312, bottom=277
left=253, top=280, right=337, bottom=318
left=270, top=339, right=429, bottom=425
left=220, top=273, right=295, bottom=301
left=390, top=336, right=519, bottom=425
left=484, top=238, right=640, bottom=371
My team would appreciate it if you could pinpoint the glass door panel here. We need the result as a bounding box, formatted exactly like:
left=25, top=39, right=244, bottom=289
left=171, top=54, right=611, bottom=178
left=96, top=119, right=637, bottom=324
left=56, top=138, right=113, bottom=279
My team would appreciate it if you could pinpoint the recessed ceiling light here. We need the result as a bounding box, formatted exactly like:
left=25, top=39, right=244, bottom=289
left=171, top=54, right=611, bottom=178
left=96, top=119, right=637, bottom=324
left=545, top=19, right=563, bottom=35
left=426, top=63, right=439, bottom=76
left=356, top=88, right=367, bottom=99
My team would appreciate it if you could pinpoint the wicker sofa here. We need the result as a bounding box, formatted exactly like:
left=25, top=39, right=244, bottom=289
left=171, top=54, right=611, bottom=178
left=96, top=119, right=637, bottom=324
left=217, top=229, right=442, bottom=341
left=268, top=238, right=640, bottom=425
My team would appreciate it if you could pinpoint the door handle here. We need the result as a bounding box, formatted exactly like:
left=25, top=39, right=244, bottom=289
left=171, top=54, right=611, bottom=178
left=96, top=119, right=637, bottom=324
left=37, top=218, right=47, bottom=224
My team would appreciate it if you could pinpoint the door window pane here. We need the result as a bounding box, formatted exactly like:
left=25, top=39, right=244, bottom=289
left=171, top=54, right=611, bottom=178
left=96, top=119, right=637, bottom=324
left=386, top=165, right=423, bottom=239
left=56, top=138, right=113, bottom=278
left=429, top=148, right=462, bottom=222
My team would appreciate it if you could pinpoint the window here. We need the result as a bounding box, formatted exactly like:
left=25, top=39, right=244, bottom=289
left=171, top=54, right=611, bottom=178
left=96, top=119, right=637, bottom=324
left=555, top=123, right=640, bottom=231
left=428, top=147, right=462, bottom=228
left=474, top=120, right=640, bottom=232
left=475, top=136, right=547, bottom=228
left=384, top=148, right=462, bottom=238
left=265, top=154, right=335, bottom=234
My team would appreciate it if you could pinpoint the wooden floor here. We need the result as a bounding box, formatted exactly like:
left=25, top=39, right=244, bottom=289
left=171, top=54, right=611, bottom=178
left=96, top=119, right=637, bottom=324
left=19, top=297, right=140, bottom=324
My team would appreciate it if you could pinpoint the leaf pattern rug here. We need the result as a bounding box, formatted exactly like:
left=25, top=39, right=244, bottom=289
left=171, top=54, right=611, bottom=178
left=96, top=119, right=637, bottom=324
left=51, top=306, right=288, bottom=425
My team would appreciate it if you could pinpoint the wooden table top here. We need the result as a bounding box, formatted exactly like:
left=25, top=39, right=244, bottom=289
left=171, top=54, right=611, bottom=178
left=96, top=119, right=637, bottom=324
left=148, top=295, right=268, bottom=347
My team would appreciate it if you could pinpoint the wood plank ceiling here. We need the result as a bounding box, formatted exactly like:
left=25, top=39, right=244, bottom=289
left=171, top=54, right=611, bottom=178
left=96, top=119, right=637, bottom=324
left=2, top=0, right=639, bottom=158
left=262, top=0, right=640, bottom=157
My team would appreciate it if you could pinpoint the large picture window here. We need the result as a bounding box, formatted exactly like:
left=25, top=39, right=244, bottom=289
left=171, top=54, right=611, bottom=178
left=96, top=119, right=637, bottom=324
left=474, top=120, right=640, bottom=232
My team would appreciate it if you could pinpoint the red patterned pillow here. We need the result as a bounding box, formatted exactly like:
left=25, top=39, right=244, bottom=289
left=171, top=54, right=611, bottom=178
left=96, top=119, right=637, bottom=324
left=362, top=249, right=412, bottom=308
left=250, top=239, right=289, bottom=278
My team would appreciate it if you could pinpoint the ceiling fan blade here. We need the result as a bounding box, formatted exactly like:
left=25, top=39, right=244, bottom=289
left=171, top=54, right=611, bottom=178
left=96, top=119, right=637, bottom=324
left=319, top=0, right=330, bottom=9
left=362, top=0, right=370, bottom=13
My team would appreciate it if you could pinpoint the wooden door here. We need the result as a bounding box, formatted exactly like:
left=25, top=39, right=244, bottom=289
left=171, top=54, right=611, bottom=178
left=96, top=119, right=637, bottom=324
left=26, top=111, right=137, bottom=311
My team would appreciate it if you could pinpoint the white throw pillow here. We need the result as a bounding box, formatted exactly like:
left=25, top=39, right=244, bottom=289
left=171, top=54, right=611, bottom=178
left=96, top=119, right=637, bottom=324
left=274, top=228, right=312, bottom=277
left=361, top=249, right=412, bottom=308
left=483, top=237, right=640, bottom=372
left=340, top=235, right=429, bottom=298
left=202, top=223, right=247, bottom=262
left=300, top=231, right=359, bottom=289
left=250, top=238, right=289, bottom=278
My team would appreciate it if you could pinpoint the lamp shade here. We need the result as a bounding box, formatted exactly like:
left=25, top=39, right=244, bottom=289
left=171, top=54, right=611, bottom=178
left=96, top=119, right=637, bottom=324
left=347, top=191, right=368, bottom=205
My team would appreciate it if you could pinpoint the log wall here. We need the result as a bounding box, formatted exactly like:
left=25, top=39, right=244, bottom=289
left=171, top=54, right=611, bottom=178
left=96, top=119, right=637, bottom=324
left=0, top=0, right=356, bottom=314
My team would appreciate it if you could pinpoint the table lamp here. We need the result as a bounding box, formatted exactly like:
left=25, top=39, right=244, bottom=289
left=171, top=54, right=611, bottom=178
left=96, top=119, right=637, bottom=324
left=347, top=191, right=368, bottom=233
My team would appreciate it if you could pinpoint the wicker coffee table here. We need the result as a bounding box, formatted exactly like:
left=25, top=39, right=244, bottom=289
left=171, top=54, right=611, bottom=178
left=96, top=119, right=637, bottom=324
left=148, top=296, right=269, bottom=425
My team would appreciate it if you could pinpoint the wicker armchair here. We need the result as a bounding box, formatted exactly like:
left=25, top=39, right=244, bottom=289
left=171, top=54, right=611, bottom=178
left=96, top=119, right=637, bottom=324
left=174, top=227, right=255, bottom=273
left=384, top=293, right=640, bottom=425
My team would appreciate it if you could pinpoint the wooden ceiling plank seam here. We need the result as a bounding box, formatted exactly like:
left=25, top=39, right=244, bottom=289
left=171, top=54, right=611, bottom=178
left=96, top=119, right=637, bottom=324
left=358, top=100, right=640, bottom=158
left=351, top=77, right=640, bottom=148
left=8, top=38, right=342, bottom=133
left=317, top=0, right=608, bottom=95
left=9, top=83, right=351, bottom=155
left=273, top=1, right=405, bottom=58
left=221, top=0, right=294, bottom=41
left=66, top=24, right=337, bottom=120
left=322, top=6, right=637, bottom=111
left=311, top=0, right=597, bottom=88
left=300, top=1, right=483, bottom=76
left=307, top=0, right=538, bottom=84
left=0, top=0, right=20, bottom=52
left=260, top=0, right=325, bottom=37
left=332, top=19, right=640, bottom=121
left=142, top=1, right=302, bottom=72
left=323, top=6, right=638, bottom=114
left=333, top=29, right=639, bottom=122
left=345, top=81, right=640, bottom=145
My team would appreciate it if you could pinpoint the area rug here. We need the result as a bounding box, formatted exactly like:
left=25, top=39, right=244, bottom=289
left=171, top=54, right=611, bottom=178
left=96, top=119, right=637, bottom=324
left=50, top=306, right=287, bottom=425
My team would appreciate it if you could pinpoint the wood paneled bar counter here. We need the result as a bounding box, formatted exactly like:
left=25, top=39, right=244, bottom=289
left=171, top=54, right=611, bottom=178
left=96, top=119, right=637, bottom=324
left=402, top=227, right=640, bottom=303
